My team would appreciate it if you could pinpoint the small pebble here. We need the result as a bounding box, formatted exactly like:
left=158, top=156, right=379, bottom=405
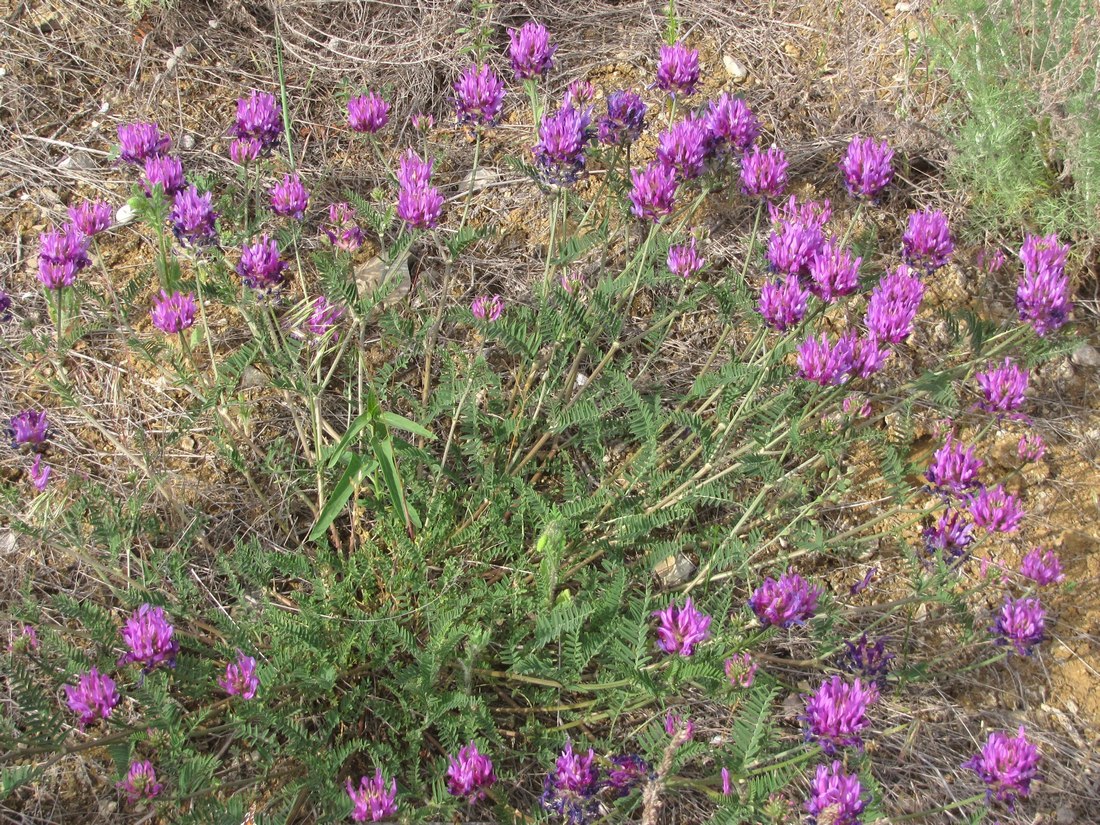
left=1070, top=343, right=1100, bottom=368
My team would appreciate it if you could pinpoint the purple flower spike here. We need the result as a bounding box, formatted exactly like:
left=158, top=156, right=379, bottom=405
left=976, top=247, right=1008, bottom=274
left=758, top=274, right=809, bottom=332
left=396, top=185, right=444, bottom=230
left=741, top=146, right=789, bottom=199
left=237, top=236, right=287, bottom=292
left=664, top=712, right=694, bottom=742
left=656, top=40, right=700, bottom=97
left=142, top=155, right=186, bottom=197
left=809, top=239, right=861, bottom=301
left=706, top=93, right=759, bottom=155
left=849, top=334, right=891, bottom=379
left=323, top=202, right=365, bottom=252
left=118, top=122, right=171, bottom=164
left=346, top=769, right=398, bottom=822
left=446, top=741, right=496, bottom=803
left=509, top=21, right=557, bottom=80
left=1017, top=233, right=1072, bottom=335
left=64, top=667, right=120, bottom=727
left=347, top=92, right=390, bottom=134
left=993, top=595, right=1046, bottom=655
left=564, top=79, right=595, bottom=109
left=629, top=161, right=678, bottom=221
left=803, top=675, right=879, bottom=754
left=68, top=201, right=113, bottom=237
left=652, top=597, right=712, bottom=656
left=607, top=754, right=650, bottom=797
left=767, top=221, right=825, bottom=278
left=117, top=760, right=163, bottom=805
left=598, top=90, right=647, bottom=146
left=865, top=264, right=925, bottom=343
left=839, top=634, right=894, bottom=689
left=229, top=137, right=263, bottom=166
left=968, top=484, right=1024, bottom=533
left=749, top=568, right=822, bottom=628
left=307, top=295, right=345, bottom=339
left=150, top=290, right=197, bottom=334
left=411, top=112, right=435, bottom=132
left=270, top=173, right=310, bottom=220
left=218, top=650, right=259, bottom=699
left=397, top=149, right=434, bottom=190
left=534, top=106, right=593, bottom=186
left=170, top=185, right=218, bottom=247
left=118, top=604, right=179, bottom=672
left=807, top=761, right=868, bottom=825
left=454, top=63, right=506, bottom=127
left=922, top=509, right=974, bottom=567
left=29, top=455, right=51, bottom=491
left=976, top=358, right=1028, bottom=413
left=10, top=410, right=49, bottom=449
left=233, top=90, right=283, bottom=152
left=964, top=726, right=1041, bottom=807
left=769, top=196, right=832, bottom=230
left=1017, top=433, right=1046, bottom=462
left=902, top=209, right=953, bottom=271
left=471, top=295, right=504, bottom=322
left=797, top=333, right=854, bottom=386
left=1019, top=548, right=1064, bottom=586
left=667, top=236, right=705, bottom=278
left=925, top=435, right=983, bottom=494
left=38, top=226, right=91, bottom=290
left=541, top=740, right=599, bottom=823
left=725, top=652, right=758, bottom=688
left=657, top=115, right=710, bottom=180
left=839, top=135, right=894, bottom=200
left=0, top=289, right=11, bottom=321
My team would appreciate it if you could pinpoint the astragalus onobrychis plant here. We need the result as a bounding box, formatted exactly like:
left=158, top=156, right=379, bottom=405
left=1, top=10, right=1078, bottom=825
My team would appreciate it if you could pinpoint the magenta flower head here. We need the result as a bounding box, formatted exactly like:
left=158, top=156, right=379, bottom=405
left=270, top=173, right=310, bottom=220
left=118, top=603, right=179, bottom=672
left=170, top=185, right=218, bottom=247
left=809, top=239, right=861, bottom=301
left=397, top=149, right=434, bottom=190
left=237, top=236, right=288, bottom=292
left=797, top=333, right=854, bottom=386
left=446, top=741, right=496, bottom=803
left=454, top=63, right=506, bottom=127
left=725, top=652, right=758, bottom=688
left=541, top=740, right=599, bottom=823
left=925, top=435, right=983, bottom=494
left=976, top=358, right=1028, bottom=413
left=396, top=185, right=444, bottom=230
left=656, top=40, right=700, bottom=96
left=38, top=226, right=91, bottom=290
left=839, top=635, right=894, bottom=689
left=664, top=712, right=695, bottom=743
left=142, top=155, right=186, bottom=197
left=233, top=90, right=283, bottom=151
left=629, top=161, right=678, bottom=222
left=993, top=595, right=1045, bottom=655
left=922, top=509, right=974, bottom=567
left=1017, top=433, right=1046, bottom=462
left=508, top=21, right=557, bottom=80
left=802, top=675, right=879, bottom=754
left=657, top=115, right=710, bottom=180
left=598, top=90, right=647, bottom=146
left=806, top=761, right=868, bottom=825
left=667, top=236, right=705, bottom=278
left=68, top=201, right=113, bottom=237
left=839, top=135, right=894, bottom=200
left=968, top=484, right=1024, bottom=533
left=758, top=274, right=809, bottom=332
left=150, top=290, right=197, bottom=334
left=323, top=202, right=365, bottom=252
left=117, top=760, right=163, bottom=805
left=471, top=295, right=504, bottom=322
left=563, top=79, right=595, bottom=109
left=1019, top=548, right=1064, bottom=586
left=534, top=105, right=592, bottom=186
left=652, top=596, right=712, bottom=655
left=964, top=726, right=1041, bottom=807
left=741, top=146, right=789, bottom=199
left=411, top=112, right=435, bottom=132
left=10, top=410, right=49, bottom=450
left=750, top=568, right=822, bottom=628
left=307, top=295, right=345, bottom=339
left=64, top=667, right=120, bottom=727
left=347, top=92, right=390, bottom=134
left=229, top=137, right=263, bottom=166
left=902, top=209, right=953, bottom=271
left=218, top=650, right=259, bottom=699
left=607, top=754, right=650, bottom=797
left=29, top=455, right=51, bottom=492
left=976, top=247, right=1008, bottom=274
left=1016, top=233, right=1072, bottom=335
left=706, top=93, right=759, bottom=155
left=864, top=265, right=925, bottom=343
left=347, top=769, right=398, bottom=822
left=118, top=122, right=171, bottom=164
left=769, top=196, right=832, bottom=230
left=767, top=220, right=825, bottom=278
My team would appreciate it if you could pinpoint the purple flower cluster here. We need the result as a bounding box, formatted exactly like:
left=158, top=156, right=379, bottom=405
left=725, top=652, right=758, bottom=688
left=1016, top=233, right=1072, bottom=335
left=769, top=196, right=832, bottom=229
left=758, top=275, right=809, bottom=331
left=806, top=761, right=867, bottom=825
left=865, top=265, right=925, bottom=343
left=653, top=597, right=711, bottom=655
left=346, top=769, right=398, bottom=822
left=232, top=90, right=283, bottom=155
left=839, top=634, right=894, bottom=688
left=839, top=135, right=894, bottom=200
left=598, top=90, right=647, bottom=146
left=270, top=173, right=310, bottom=220
left=606, top=754, right=650, bottom=797
left=150, top=290, right=198, bottom=334
left=976, top=358, right=1028, bottom=413
left=925, top=435, right=983, bottom=494
left=0, top=289, right=11, bottom=321
left=1019, top=548, right=1064, bottom=586
left=454, top=63, right=506, bottom=127
left=809, top=239, right=861, bottom=301
left=922, top=509, right=974, bottom=566
left=396, top=149, right=444, bottom=229
left=902, top=210, right=953, bottom=271
left=563, top=79, right=594, bottom=109
left=667, top=236, right=705, bottom=278
left=749, top=568, right=822, bottom=628
left=142, top=155, right=186, bottom=197
left=118, top=604, right=179, bottom=672
left=237, top=236, right=288, bottom=292
left=170, top=185, right=218, bottom=246
left=706, top=93, right=759, bottom=155
left=963, top=726, right=1041, bottom=806
left=797, top=333, right=853, bottom=385
left=69, top=200, right=113, bottom=237
left=629, top=161, right=678, bottom=221
left=767, top=219, right=825, bottom=279
left=65, top=667, right=120, bottom=727
left=117, top=760, right=163, bottom=804
left=534, top=105, right=592, bottom=186
left=993, top=595, right=1045, bottom=655
left=968, top=484, right=1024, bottom=533
left=219, top=650, right=259, bottom=699
left=657, top=115, right=710, bottom=180
left=741, top=146, right=789, bottom=199
left=446, top=741, right=496, bottom=803
left=118, top=122, right=171, bottom=164
left=1017, top=433, right=1046, bottom=462
left=803, top=675, right=879, bottom=753
left=323, top=202, right=365, bottom=252
left=655, top=40, right=700, bottom=96
left=471, top=294, right=504, bottom=322
left=348, top=92, right=390, bottom=134
left=10, top=410, right=49, bottom=450
left=38, top=227, right=91, bottom=290
left=509, top=21, right=557, bottom=80
left=30, top=455, right=51, bottom=492
left=541, top=740, right=603, bottom=823
left=306, top=295, right=345, bottom=339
